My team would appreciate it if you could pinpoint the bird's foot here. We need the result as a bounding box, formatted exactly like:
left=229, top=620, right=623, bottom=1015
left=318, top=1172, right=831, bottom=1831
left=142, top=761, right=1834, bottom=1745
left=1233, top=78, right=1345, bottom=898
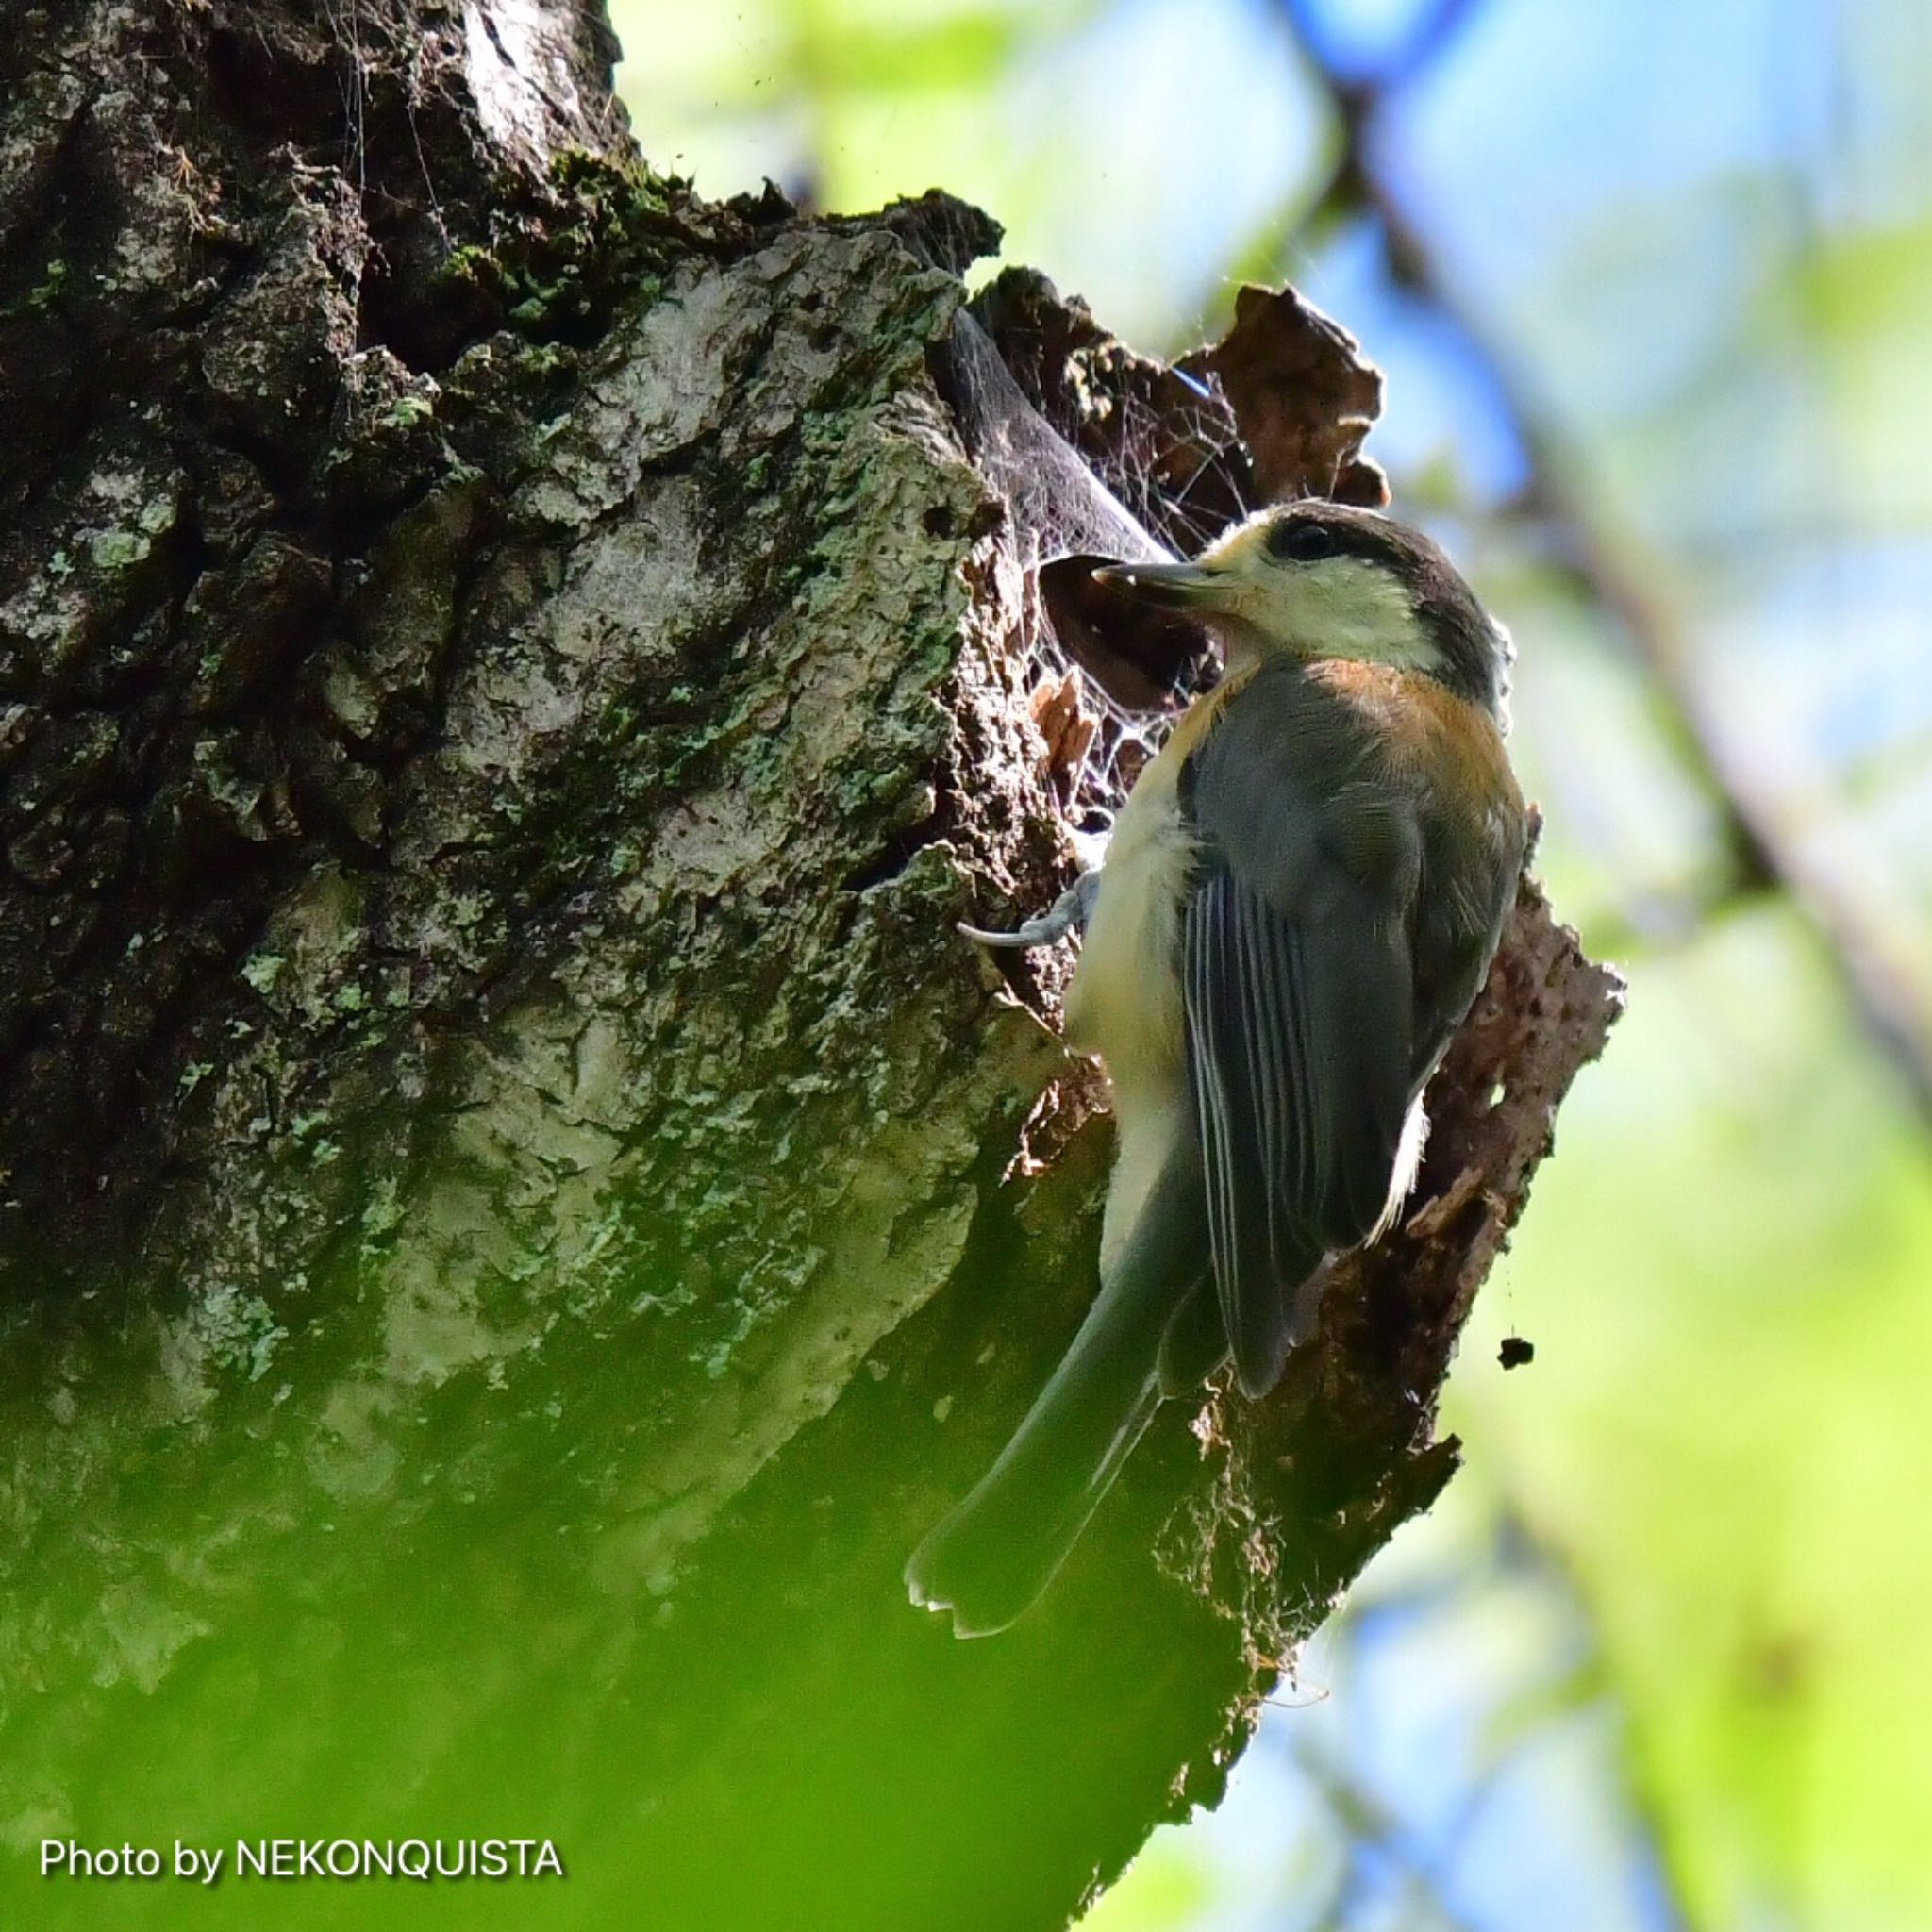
left=958, top=870, right=1099, bottom=951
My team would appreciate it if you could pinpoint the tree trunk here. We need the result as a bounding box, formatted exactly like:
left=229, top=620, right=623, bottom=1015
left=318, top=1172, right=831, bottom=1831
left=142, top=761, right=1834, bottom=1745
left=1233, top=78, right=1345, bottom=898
left=0, top=4, right=1621, bottom=1927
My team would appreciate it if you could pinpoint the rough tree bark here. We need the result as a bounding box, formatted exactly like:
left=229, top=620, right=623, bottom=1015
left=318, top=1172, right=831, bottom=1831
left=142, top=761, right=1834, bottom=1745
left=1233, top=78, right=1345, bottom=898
left=0, top=4, right=1621, bottom=1928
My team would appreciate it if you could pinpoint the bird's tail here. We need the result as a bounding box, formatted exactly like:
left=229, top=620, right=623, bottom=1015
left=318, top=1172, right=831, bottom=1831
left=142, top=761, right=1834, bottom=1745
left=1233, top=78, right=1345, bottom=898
left=906, top=1141, right=1208, bottom=1636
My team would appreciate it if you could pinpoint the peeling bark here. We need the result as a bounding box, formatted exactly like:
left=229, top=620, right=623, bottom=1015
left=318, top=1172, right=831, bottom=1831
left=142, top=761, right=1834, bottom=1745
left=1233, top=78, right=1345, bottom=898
left=0, top=5, right=1621, bottom=1929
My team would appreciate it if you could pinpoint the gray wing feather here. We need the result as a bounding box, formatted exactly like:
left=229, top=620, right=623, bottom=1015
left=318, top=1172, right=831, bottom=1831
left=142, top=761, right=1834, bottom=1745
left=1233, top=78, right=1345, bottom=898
left=1181, top=669, right=1425, bottom=1396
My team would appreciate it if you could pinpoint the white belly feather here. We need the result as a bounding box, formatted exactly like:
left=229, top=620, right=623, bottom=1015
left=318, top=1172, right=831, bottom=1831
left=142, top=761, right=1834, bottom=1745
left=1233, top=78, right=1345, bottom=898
left=1062, top=739, right=1196, bottom=1277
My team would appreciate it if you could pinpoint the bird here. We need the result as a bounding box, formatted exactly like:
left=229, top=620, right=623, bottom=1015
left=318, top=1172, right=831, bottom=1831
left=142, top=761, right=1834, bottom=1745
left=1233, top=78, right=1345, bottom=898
left=907, top=497, right=1529, bottom=1636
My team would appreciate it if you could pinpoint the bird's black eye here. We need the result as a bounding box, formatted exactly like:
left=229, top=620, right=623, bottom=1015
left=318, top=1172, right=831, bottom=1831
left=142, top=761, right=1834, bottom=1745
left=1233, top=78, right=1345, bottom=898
left=1266, top=518, right=1339, bottom=563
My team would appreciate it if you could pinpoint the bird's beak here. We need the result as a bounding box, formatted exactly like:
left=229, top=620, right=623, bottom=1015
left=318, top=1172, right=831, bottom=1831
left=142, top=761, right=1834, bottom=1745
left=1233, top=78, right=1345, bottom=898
left=1091, top=560, right=1241, bottom=611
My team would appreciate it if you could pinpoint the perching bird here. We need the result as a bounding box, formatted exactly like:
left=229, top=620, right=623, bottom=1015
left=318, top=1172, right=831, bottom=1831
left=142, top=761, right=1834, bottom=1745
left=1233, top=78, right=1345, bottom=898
left=907, top=498, right=1528, bottom=1636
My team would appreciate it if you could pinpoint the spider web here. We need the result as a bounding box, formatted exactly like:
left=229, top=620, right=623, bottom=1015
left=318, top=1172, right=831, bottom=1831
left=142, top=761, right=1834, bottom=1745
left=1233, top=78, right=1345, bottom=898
left=943, top=310, right=1257, bottom=836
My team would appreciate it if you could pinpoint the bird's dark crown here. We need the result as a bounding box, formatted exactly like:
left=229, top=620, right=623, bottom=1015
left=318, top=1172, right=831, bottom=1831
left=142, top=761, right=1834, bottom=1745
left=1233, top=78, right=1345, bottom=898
left=1251, top=501, right=1512, bottom=718
left=1091, top=499, right=1515, bottom=724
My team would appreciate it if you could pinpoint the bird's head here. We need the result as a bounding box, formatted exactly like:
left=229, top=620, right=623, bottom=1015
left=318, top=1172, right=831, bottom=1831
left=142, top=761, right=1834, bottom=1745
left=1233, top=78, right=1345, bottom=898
left=1094, top=501, right=1511, bottom=720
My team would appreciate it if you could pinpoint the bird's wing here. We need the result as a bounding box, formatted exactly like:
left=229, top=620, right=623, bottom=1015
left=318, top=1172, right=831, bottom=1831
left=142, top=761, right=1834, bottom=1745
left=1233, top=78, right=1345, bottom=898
left=1181, top=666, right=1423, bottom=1397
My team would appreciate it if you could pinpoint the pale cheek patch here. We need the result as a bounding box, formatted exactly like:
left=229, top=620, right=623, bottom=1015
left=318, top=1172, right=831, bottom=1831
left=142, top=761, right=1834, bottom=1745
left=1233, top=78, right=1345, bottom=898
left=1276, top=559, right=1437, bottom=673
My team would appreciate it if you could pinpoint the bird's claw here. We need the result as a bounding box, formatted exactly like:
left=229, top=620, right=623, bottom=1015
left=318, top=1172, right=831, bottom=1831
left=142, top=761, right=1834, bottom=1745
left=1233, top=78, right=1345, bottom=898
left=958, top=871, right=1099, bottom=952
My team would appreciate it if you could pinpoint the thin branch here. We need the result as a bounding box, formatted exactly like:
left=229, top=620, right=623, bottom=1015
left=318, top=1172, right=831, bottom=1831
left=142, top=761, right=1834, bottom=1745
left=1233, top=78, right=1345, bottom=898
left=1279, top=0, right=1484, bottom=96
